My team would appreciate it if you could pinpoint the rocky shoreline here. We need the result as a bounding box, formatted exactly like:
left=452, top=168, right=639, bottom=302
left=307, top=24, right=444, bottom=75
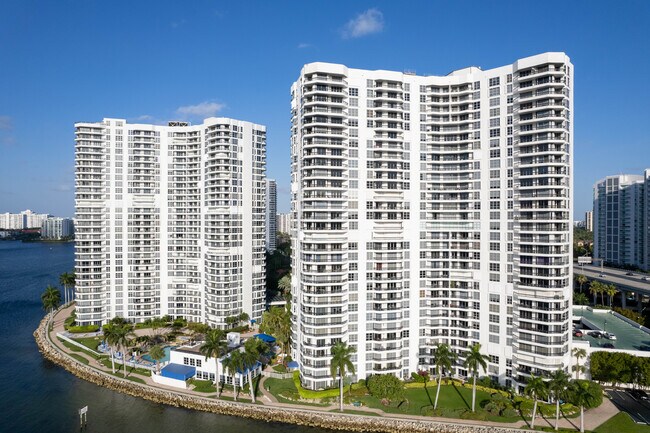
left=34, top=313, right=529, bottom=433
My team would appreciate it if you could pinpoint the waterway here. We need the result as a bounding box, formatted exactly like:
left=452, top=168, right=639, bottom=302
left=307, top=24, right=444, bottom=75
left=0, top=241, right=332, bottom=433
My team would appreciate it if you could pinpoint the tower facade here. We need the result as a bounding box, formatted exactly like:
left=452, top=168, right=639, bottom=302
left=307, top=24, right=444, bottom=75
left=291, top=53, right=574, bottom=391
left=75, top=118, right=267, bottom=327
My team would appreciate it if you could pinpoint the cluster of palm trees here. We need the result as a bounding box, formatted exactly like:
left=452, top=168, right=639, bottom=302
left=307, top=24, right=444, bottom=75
left=102, top=318, right=135, bottom=378
left=575, top=273, right=619, bottom=307
left=199, top=329, right=268, bottom=401
left=59, top=272, right=75, bottom=305
left=525, top=368, right=597, bottom=433
left=40, top=271, right=76, bottom=322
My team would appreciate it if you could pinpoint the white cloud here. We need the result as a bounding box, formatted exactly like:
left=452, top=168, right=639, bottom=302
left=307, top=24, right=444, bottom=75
left=176, top=101, right=225, bottom=119
left=0, top=115, right=12, bottom=130
left=297, top=42, right=312, bottom=49
left=341, top=8, right=384, bottom=39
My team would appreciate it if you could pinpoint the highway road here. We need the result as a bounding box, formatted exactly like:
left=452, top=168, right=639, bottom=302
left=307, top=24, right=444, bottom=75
left=574, top=263, right=650, bottom=295
left=608, top=389, right=650, bottom=425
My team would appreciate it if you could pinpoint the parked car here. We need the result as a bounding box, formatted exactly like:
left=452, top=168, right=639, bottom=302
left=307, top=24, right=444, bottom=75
left=643, top=276, right=650, bottom=281
left=573, top=330, right=584, bottom=337
left=604, top=332, right=617, bottom=340
left=629, top=389, right=649, bottom=400
left=599, top=273, right=607, bottom=278
left=590, top=331, right=603, bottom=338
left=602, top=343, right=615, bottom=349
left=626, top=272, right=635, bottom=276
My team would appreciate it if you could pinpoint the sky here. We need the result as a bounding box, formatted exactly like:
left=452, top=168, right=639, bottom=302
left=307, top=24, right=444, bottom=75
left=0, top=0, right=649, bottom=218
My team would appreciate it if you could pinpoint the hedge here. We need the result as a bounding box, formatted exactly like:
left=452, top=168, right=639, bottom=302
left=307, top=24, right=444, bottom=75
left=293, top=371, right=347, bottom=399
left=67, top=324, right=100, bottom=333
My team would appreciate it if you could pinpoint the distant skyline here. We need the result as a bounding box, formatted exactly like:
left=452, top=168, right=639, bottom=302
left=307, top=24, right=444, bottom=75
left=1, top=0, right=649, bottom=217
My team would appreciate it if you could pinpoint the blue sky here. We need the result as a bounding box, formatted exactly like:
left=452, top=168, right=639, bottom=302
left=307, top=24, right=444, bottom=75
left=1, top=0, right=648, bottom=217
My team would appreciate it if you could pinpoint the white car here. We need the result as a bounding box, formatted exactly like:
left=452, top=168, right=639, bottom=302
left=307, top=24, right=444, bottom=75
left=604, top=332, right=617, bottom=340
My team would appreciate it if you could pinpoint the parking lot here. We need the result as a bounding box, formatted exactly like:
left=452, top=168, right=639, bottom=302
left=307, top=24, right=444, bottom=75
left=607, top=389, right=650, bottom=424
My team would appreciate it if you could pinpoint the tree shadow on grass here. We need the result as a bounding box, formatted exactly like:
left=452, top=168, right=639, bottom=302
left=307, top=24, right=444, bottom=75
left=424, top=384, right=434, bottom=407
left=452, top=382, right=470, bottom=410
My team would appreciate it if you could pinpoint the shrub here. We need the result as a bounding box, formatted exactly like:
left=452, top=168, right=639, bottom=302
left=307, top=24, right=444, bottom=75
left=292, top=371, right=342, bottom=399
left=367, top=374, right=405, bottom=402
left=67, top=324, right=100, bottom=333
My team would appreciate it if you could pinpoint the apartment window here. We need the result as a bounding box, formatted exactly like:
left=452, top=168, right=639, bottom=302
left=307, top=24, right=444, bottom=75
left=490, top=98, right=500, bottom=107
left=489, top=108, right=500, bottom=117
left=349, top=88, right=359, bottom=96
left=490, top=149, right=500, bottom=158
left=489, top=87, right=500, bottom=97
left=489, top=77, right=500, bottom=87
left=489, top=274, right=500, bottom=282
left=489, top=118, right=500, bottom=127
left=489, top=128, right=500, bottom=137
left=473, top=81, right=480, bottom=89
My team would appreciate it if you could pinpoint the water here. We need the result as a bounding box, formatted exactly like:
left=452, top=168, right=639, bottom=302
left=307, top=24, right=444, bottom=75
left=0, top=241, right=332, bottom=433
left=141, top=346, right=172, bottom=363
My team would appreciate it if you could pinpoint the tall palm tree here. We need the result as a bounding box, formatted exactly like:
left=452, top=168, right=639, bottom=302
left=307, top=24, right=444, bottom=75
left=102, top=323, right=119, bottom=373
left=548, top=369, right=571, bottom=431
left=330, top=341, right=356, bottom=412
left=59, top=272, right=75, bottom=305
left=242, top=338, right=263, bottom=402
left=575, top=274, right=588, bottom=293
left=589, top=281, right=602, bottom=305
left=200, top=329, right=227, bottom=393
left=463, top=343, right=489, bottom=412
left=524, top=374, right=547, bottom=429
left=278, top=274, right=291, bottom=292
left=570, top=380, right=597, bottom=433
left=148, top=345, right=166, bottom=372
left=572, top=347, right=587, bottom=380
left=114, top=324, right=134, bottom=379
left=605, top=284, right=618, bottom=307
left=41, top=285, right=61, bottom=321
left=223, top=350, right=245, bottom=401
left=259, top=306, right=291, bottom=363
left=433, top=343, right=457, bottom=410
left=573, top=292, right=589, bottom=306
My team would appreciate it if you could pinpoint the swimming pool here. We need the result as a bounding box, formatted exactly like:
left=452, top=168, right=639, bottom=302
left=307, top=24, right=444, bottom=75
left=141, top=346, right=172, bottom=363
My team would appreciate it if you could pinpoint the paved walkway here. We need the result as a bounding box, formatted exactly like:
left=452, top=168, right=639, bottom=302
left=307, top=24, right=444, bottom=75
left=49, top=306, right=620, bottom=431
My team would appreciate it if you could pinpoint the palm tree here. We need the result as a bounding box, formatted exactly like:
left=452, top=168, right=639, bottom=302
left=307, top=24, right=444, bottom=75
left=433, top=343, right=457, bottom=410
left=223, top=350, right=245, bottom=401
left=278, top=274, right=291, bottom=293
left=605, top=284, right=618, bottom=307
left=589, top=281, right=602, bottom=305
left=575, top=274, right=588, bottom=293
left=102, top=323, right=119, bottom=373
left=524, top=374, right=547, bottom=429
left=570, top=380, right=598, bottom=433
left=463, top=343, right=489, bottom=412
left=148, top=345, right=166, bottom=372
left=239, top=312, right=250, bottom=326
left=548, top=369, right=571, bottom=431
left=114, top=324, right=134, bottom=379
left=200, top=329, right=227, bottom=393
left=573, top=292, right=589, bottom=306
left=242, top=338, right=264, bottom=402
left=41, top=285, right=61, bottom=321
left=59, top=272, right=75, bottom=305
left=330, top=341, right=356, bottom=411
left=259, top=306, right=291, bottom=363
left=572, top=348, right=587, bottom=380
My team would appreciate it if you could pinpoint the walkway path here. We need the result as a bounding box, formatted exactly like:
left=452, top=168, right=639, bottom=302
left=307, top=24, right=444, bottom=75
left=48, top=306, right=620, bottom=431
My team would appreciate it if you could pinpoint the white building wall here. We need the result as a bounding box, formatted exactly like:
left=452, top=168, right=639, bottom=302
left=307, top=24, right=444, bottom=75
left=291, top=53, right=573, bottom=391
left=74, top=118, right=266, bottom=327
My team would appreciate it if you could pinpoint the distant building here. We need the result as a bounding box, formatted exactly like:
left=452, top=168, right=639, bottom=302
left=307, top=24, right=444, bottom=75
left=276, top=212, right=291, bottom=234
left=0, top=210, right=50, bottom=229
left=574, top=220, right=585, bottom=228
left=593, top=170, right=650, bottom=271
left=265, top=179, right=277, bottom=252
left=585, top=210, right=593, bottom=232
left=41, top=217, right=74, bottom=240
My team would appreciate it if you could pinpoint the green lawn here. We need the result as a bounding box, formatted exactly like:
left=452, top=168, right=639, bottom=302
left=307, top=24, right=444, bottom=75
left=67, top=353, right=90, bottom=365
left=594, top=412, right=650, bottom=433
left=264, top=377, right=331, bottom=406
left=272, top=364, right=287, bottom=373
left=189, top=379, right=217, bottom=393
left=71, top=336, right=102, bottom=352
left=98, top=358, right=151, bottom=377
left=58, top=338, right=104, bottom=360
left=110, top=372, right=146, bottom=384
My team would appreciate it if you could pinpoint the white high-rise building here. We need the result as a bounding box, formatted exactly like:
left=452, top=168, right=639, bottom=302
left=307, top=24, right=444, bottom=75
left=291, top=53, right=573, bottom=391
left=266, top=179, right=277, bottom=251
left=593, top=170, right=650, bottom=271
left=0, top=210, right=50, bottom=229
left=23, top=209, right=51, bottom=228
left=277, top=212, right=291, bottom=234
left=42, top=217, right=75, bottom=240
left=75, top=118, right=267, bottom=327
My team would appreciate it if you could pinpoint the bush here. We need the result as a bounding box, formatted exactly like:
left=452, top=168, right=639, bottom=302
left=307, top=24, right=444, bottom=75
left=367, top=374, right=405, bottom=402
left=68, top=324, right=100, bottom=333
left=292, top=371, right=342, bottom=399
left=613, top=307, right=644, bottom=325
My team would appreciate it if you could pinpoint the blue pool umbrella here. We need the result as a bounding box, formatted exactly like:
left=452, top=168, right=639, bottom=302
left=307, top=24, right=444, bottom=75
left=254, top=333, right=276, bottom=344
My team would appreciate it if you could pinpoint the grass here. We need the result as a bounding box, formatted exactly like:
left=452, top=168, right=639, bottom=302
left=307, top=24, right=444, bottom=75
left=594, top=412, right=650, bottom=433
left=272, top=364, right=287, bottom=373
left=264, top=377, right=330, bottom=407
left=68, top=353, right=90, bottom=365
left=71, top=336, right=101, bottom=352
left=109, top=372, right=146, bottom=384
left=98, top=358, right=151, bottom=377
left=58, top=338, right=104, bottom=360
left=189, top=379, right=217, bottom=393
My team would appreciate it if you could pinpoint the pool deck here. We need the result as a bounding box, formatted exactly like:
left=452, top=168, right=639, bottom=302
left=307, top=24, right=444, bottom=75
left=573, top=307, right=650, bottom=352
